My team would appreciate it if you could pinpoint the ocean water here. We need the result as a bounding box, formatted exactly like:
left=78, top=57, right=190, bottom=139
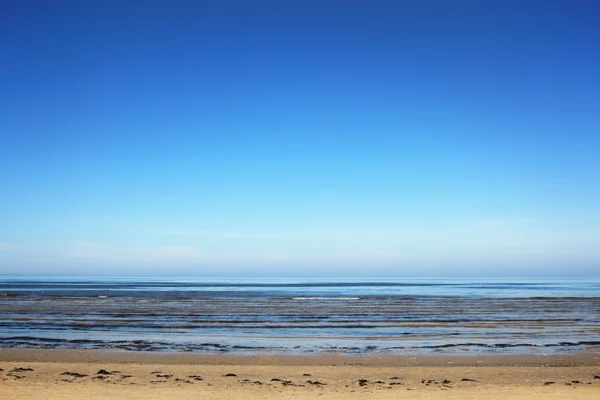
left=0, top=277, right=599, bottom=355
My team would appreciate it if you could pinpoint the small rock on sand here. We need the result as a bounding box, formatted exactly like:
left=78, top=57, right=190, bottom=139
left=97, top=369, right=112, bottom=375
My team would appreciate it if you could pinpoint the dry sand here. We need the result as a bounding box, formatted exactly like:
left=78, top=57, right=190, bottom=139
left=1, top=349, right=599, bottom=399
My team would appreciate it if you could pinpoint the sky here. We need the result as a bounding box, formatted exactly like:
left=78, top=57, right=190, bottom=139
left=1, top=1, right=599, bottom=277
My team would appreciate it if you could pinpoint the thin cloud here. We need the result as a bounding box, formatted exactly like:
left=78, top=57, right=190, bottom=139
left=61, top=243, right=210, bottom=265
left=0, top=242, right=16, bottom=252
left=154, top=229, right=270, bottom=240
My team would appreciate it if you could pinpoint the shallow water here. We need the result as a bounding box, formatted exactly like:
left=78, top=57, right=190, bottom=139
left=1, top=277, right=599, bottom=354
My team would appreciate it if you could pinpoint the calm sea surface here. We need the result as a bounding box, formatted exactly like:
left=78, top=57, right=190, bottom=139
left=1, top=277, right=599, bottom=355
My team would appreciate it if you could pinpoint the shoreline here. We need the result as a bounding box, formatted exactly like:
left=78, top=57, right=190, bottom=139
left=2, top=348, right=599, bottom=366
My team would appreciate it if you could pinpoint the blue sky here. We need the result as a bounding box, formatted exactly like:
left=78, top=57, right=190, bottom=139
left=1, top=1, right=599, bottom=277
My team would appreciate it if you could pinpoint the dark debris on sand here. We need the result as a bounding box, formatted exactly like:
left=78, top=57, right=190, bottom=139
left=97, top=369, right=112, bottom=375
left=10, top=367, right=34, bottom=372
left=61, top=372, right=88, bottom=378
left=224, top=373, right=237, bottom=377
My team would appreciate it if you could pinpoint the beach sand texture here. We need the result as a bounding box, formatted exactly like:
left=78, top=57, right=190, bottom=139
left=2, top=350, right=599, bottom=399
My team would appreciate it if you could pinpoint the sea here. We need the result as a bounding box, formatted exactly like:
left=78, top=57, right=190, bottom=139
left=1, top=277, right=599, bottom=355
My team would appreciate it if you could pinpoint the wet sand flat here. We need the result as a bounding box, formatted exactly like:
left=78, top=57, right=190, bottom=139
left=1, top=349, right=599, bottom=399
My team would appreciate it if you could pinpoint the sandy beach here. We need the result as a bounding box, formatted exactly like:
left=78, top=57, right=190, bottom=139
left=2, top=349, right=599, bottom=399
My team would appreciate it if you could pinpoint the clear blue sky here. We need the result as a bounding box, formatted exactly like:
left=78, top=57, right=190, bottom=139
left=1, top=1, right=599, bottom=277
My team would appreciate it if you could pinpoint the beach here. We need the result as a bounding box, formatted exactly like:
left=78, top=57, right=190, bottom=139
left=2, top=278, right=599, bottom=398
left=2, top=349, right=600, bottom=399
left=3, top=1, right=599, bottom=398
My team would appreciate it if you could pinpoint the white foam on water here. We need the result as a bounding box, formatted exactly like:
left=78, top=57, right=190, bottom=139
left=292, top=297, right=360, bottom=300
